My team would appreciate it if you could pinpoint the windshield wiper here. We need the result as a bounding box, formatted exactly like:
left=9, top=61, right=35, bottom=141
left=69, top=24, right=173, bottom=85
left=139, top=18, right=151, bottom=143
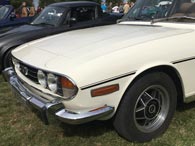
left=118, top=14, right=155, bottom=23
left=151, top=16, right=195, bottom=24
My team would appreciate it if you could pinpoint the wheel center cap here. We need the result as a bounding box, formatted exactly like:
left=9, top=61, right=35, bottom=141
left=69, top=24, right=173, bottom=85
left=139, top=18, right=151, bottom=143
left=145, top=99, right=160, bottom=119
left=149, top=104, right=156, bottom=114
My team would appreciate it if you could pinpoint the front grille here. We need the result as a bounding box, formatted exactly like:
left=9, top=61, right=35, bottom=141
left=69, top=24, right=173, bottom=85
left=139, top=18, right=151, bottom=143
left=20, top=63, right=39, bottom=84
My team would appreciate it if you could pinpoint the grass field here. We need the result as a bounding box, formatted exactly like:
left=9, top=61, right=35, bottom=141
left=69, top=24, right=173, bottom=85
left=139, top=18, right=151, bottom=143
left=1, top=75, right=195, bottom=146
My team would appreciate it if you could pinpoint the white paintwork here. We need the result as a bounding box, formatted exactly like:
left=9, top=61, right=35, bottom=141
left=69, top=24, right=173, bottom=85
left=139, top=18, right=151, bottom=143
left=12, top=21, right=195, bottom=115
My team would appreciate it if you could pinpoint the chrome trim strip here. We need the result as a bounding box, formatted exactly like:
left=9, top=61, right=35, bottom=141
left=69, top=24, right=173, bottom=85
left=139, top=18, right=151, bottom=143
left=3, top=67, right=114, bottom=125
left=172, top=56, right=195, bottom=64
left=80, top=71, right=136, bottom=90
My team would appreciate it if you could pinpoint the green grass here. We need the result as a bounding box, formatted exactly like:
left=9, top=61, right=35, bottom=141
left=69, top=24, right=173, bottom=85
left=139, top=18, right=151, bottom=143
left=1, top=75, right=195, bottom=146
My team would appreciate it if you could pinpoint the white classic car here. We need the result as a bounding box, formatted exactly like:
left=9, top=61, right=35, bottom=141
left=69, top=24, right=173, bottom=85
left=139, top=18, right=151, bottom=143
left=3, top=0, right=195, bottom=142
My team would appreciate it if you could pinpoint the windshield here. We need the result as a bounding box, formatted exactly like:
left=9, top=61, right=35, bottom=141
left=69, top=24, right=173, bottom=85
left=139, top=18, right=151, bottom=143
left=31, top=6, right=66, bottom=26
left=122, top=0, right=195, bottom=21
left=0, top=6, right=9, bottom=20
left=170, top=0, right=195, bottom=17
left=123, top=0, right=174, bottom=21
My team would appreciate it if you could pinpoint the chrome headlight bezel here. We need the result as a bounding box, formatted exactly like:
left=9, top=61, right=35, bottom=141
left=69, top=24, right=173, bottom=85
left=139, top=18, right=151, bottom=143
left=36, top=69, right=78, bottom=100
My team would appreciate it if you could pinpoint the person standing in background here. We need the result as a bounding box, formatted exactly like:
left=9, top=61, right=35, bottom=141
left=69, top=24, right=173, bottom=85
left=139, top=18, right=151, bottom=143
left=107, top=2, right=113, bottom=13
left=123, top=2, right=130, bottom=14
left=29, top=3, right=36, bottom=16
left=18, top=1, right=28, bottom=17
left=112, top=3, right=119, bottom=13
left=101, top=1, right=107, bottom=13
left=36, top=6, right=42, bottom=14
left=119, top=2, right=124, bottom=13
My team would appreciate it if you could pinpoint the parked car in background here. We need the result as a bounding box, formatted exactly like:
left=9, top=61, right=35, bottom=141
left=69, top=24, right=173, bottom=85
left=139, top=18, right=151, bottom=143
left=0, top=0, right=10, bottom=5
left=0, top=5, right=33, bottom=28
left=0, top=1, right=122, bottom=72
left=4, top=0, right=195, bottom=142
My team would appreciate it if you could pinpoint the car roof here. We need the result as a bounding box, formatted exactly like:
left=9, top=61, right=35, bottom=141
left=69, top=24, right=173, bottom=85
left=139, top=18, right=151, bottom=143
left=49, top=1, right=100, bottom=8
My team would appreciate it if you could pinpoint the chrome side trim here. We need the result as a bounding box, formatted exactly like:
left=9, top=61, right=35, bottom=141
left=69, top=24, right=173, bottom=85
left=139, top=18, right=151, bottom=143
left=3, top=67, right=114, bottom=125
left=80, top=71, right=136, bottom=90
left=172, top=56, right=195, bottom=64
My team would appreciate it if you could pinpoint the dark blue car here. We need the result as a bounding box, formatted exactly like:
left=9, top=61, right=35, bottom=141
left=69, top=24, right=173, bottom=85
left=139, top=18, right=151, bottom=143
left=0, top=0, right=10, bottom=5
left=0, top=5, right=33, bottom=28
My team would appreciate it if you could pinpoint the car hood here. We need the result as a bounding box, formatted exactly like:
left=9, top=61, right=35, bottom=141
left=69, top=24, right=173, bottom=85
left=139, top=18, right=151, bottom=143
left=13, top=23, right=191, bottom=60
left=12, top=23, right=193, bottom=85
left=0, top=24, right=44, bottom=38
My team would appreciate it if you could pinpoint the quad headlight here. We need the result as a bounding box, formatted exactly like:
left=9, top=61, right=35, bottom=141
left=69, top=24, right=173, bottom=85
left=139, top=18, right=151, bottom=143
left=37, top=70, right=47, bottom=88
left=47, top=73, right=58, bottom=93
left=37, top=69, right=78, bottom=100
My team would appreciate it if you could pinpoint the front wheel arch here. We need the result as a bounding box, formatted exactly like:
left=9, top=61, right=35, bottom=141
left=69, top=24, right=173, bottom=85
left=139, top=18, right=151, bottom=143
left=122, top=65, right=184, bottom=108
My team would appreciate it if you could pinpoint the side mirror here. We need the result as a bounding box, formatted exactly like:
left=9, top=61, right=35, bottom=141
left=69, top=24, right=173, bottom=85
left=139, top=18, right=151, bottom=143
left=10, top=13, right=16, bottom=21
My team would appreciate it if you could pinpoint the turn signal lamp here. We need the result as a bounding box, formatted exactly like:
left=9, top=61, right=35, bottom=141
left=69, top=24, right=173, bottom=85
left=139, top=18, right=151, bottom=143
left=91, top=84, right=119, bottom=97
left=60, top=76, right=78, bottom=99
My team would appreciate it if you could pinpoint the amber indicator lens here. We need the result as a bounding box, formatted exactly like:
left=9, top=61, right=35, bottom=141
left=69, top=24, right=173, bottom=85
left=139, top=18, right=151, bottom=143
left=91, top=84, right=119, bottom=97
left=61, top=77, right=75, bottom=89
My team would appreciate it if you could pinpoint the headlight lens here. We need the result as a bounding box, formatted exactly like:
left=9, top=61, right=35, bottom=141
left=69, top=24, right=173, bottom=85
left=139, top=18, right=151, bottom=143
left=12, top=58, right=20, bottom=70
left=47, top=73, right=58, bottom=93
left=60, top=76, right=78, bottom=99
left=37, top=70, right=47, bottom=88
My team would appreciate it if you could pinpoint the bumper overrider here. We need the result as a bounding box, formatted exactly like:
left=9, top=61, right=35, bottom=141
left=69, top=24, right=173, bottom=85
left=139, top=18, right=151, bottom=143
left=3, top=67, right=114, bottom=125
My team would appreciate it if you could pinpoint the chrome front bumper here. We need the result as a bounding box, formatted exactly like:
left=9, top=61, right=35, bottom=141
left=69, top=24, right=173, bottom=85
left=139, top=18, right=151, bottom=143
left=3, top=67, right=114, bottom=125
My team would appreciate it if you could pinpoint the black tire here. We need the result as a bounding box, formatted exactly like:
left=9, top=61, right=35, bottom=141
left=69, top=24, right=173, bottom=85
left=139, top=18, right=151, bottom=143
left=113, top=72, right=177, bottom=142
left=3, top=50, right=12, bottom=69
